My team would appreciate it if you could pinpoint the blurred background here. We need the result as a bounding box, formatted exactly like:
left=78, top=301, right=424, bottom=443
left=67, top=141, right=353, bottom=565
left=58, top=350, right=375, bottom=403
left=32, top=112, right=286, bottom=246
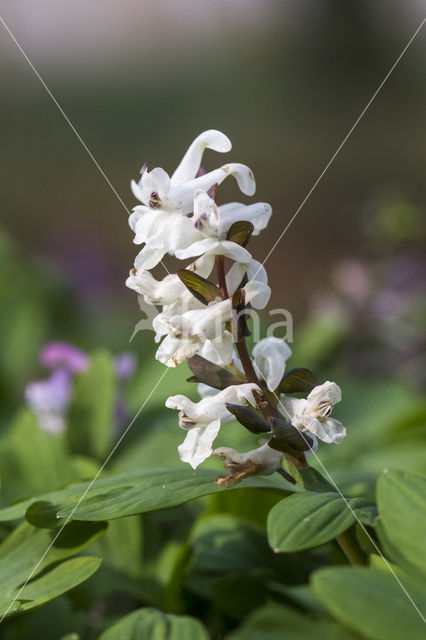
left=0, top=4, right=425, bottom=637
left=0, top=0, right=425, bottom=407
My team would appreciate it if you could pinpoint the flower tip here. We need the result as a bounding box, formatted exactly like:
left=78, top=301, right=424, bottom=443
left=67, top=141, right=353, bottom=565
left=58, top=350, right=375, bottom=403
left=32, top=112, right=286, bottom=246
left=202, top=129, right=232, bottom=153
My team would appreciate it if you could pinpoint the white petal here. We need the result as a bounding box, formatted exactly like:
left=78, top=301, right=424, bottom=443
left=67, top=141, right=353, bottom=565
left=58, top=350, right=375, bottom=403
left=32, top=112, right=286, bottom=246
left=156, top=334, right=199, bottom=368
left=126, top=270, right=184, bottom=305
left=171, top=163, right=256, bottom=214
left=134, top=246, right=167, bottom=270
left=197, top=383, right=219, bottom=399
left=175, top=238, right=217, bottom=260
left=252, top=337, right=292, bottom=391
left=301, top=416, right=346, bottom=444
left=178, top=418, right=222, bottom=468
left=171, top=130, right=232, bottom=185
left=214, top=240, right=253, bottom=263
left=199, top=331, right=234, bottom=366
left=219, top=201, right=272, bottom=235
left=244, top=280, right=271, bottom=309
left=308, top=381, right=342, bottom=407
left=140, top=167, right=171, bottom=202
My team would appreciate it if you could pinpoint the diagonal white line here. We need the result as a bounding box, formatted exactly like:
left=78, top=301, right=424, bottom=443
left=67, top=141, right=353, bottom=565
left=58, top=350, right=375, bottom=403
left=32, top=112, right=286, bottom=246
left=0, top=14, right=171, bottom=275
left=250, top=356, right=426, bottom=623
left=0, top=366, right=169, bottom=623
left=256, top=17, right=426, bottom=277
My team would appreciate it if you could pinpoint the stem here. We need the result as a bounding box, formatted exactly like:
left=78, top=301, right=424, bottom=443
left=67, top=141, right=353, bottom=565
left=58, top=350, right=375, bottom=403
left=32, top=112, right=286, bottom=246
left=215, top=255, right=307, bottom=469
left=215, top=255, right=229, bottom=299
left=336, top=530, right=367, bottom=566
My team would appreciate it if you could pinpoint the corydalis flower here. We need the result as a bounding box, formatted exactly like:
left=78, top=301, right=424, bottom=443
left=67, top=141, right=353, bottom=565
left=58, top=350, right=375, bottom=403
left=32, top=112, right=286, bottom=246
left=166, top=383, right=259, bottom=469
left=156, top=280, right=270, bottom=368
left=130, top=130, right=254, bottom=213
left=280, top=381, right=345, bottom=444
left=214, top=443, right=283, bottom=486
left=175, top=190, right=271, bottom=262
left=129, top=130, right=256, bottom=270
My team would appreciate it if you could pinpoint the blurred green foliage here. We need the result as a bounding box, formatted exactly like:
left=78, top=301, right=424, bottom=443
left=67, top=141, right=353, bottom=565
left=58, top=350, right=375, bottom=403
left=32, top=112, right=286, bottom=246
left=0, top=223, right=424, bottom=638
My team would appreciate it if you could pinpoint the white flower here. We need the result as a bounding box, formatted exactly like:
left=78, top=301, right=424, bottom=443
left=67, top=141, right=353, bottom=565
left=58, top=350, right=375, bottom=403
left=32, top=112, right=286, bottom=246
left=156, top=299, right=233, bottom=367
left=129, top=131, right=256, bottom=270
left=280, top=381, right=346, bottom=444
left=215, top=442, right=283, bottom=476
left=175, top=190, right=254, bottom=263
left=253, top=337, right=292, bottom=392
left=166, top=383, right=259, bottom=468
left=226, top=258, right=268, bottom=293
left=126, top=255, right=215, bottom=306
left=155, top=280, right=271, bottom=367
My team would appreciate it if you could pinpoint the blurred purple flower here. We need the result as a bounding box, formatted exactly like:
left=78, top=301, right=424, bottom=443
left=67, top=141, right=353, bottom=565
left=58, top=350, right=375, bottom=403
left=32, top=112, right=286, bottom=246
left=40, top=341, right=89, bottom=373
left=25, top=369, right=71, bottom=435
left=114, top=352, right=137, bottom=381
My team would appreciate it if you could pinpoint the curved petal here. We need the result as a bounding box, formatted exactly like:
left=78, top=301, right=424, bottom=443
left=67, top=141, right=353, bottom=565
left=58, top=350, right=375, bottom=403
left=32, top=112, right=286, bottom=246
left=172, top=163, right=256, bottom=214
left=126, top=270, right=184, bottom=305
left=171, top=130, right=232, bottom=185
left=253, top=337, right=292, bottom=391
left=175, top=238, right=217, bottom=260
left=301, top=416, right=346, bottom=444
left=213, top=240, right=253, bottom=263
left=178, top=418, right=222, bottom=468
left=219, top=201, right=272, bottom=235
left=244, top=280, right=271, bottom=309
left=308, top=381, right=342, bottom=407
left=134, top=246, right=167, bottom=271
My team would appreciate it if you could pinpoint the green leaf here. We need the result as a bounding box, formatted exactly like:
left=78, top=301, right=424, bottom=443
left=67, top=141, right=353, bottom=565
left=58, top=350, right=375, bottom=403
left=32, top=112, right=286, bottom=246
left=281, top=459, right=336, bottom=492
left=177, top=269, right=221, bottom=305
left=377, top=468, right=426, bottom=576
left=0, top=468, right=286, bottom=523
left=26, top=500, right=59, bottom=529
left=226, top=220, right=254, bottom=247
left=228, top=602, right=359, bottom=640
left=99, top=607, right=209, bottom=639
left=268, top=491, right=377, bottom=552
left=279, top=368, right=319, bottom=393
left=67, top=351, right=116, bottom=459
left=9, top=557, right=101, bottom=616
left=312, top=567, right=426, bottom=640
left=185, top=514, right=297, bottom=601
left=0, top=521, right=105, bottom=617
left=187, top=354, right=244, bottom=390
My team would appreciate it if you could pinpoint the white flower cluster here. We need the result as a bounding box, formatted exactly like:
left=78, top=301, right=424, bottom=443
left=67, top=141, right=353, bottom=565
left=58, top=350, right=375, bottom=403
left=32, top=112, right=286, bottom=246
left=127, top=130, right=346, bottom=482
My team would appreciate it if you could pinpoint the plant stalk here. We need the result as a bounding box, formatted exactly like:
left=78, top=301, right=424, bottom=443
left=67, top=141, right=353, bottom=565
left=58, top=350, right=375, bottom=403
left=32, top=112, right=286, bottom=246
left=336, top=530, right=367, bottom=566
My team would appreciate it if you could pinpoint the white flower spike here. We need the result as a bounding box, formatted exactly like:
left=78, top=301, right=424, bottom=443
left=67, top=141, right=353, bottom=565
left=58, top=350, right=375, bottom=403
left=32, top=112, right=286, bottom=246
left=126, top=129, right=346, bottom=478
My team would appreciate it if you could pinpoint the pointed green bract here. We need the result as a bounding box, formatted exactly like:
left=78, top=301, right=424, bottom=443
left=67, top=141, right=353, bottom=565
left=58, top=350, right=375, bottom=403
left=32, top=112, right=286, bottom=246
left=226, top=220, right=254, bottom=247
left=279, top=368, right=319, bottom=393
left=177, top=269, right=222, bottom=305
left=187, top=354, right=244, bottom=390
